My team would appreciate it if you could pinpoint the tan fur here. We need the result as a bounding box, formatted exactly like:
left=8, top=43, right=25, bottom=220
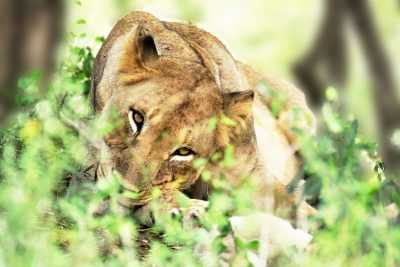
left=91, top=11, right=316, bottom=219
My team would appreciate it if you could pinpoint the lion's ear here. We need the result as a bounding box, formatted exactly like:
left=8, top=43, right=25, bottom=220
left=218, top=90, right=254, bottom=146
left=224, top=90, right=254, bottom=120
left=135, top=26, right=159, bottom=66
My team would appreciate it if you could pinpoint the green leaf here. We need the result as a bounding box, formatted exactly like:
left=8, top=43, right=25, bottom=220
left=76, top=19, right=87, bottom=25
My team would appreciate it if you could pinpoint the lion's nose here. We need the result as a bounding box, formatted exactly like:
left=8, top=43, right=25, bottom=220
left=123, top=162, right=159, bottom=189
left=151, top=167, right=173, bottom=186
left=120, top=179, right=140, bottom=192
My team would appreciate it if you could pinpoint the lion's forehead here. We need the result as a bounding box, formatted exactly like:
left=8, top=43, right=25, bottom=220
left=111, top=77, right=222, bottom=118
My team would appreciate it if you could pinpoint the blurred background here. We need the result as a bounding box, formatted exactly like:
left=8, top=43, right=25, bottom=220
left=0, top=0, right=399, bottom=171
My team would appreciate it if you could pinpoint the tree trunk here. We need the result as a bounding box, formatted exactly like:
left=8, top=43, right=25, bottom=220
left=293, top=0, right=400, bottom=170
left=0, top=0, right=64, bottom=124
left=293, top=0, right=348, bottom=107
left=346, top=0, right=400, bottom=170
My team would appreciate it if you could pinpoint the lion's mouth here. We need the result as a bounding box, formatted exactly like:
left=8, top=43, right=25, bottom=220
left=118, top=177, right=209, bottom=210
left=183, top=178, right=209, bottom=201
left=118, top=187, right=152, bottom=208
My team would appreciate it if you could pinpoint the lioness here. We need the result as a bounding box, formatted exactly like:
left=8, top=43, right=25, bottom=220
left=90, top=11, right=315, bottom=235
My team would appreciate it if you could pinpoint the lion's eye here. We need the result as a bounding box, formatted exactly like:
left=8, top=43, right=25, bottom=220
left=175, top=147, right=192, bottom=156
left=170, top=147, right=195, bottom=161
left=128, top=109, right=144, bottom=136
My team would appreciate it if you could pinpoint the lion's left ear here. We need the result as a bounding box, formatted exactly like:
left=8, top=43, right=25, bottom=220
left=224, top=90, right=254, bottom=120
left=218, top=90, right=254, bottom=146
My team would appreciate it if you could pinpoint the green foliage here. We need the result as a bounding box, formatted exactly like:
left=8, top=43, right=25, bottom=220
left=283, top=88, right=400, bottom=267
left=1, top=32, right=399, bottom=267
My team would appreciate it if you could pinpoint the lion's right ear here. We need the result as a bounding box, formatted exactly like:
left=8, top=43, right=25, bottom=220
left=135, top=26, right=159, bottom=66
left=118, top=25, right=160, bottom=72
left=91, top=25, right=160, bottom=111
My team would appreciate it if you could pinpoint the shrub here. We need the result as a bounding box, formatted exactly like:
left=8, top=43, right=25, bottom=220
left=0, top=33, right=399, bottom=267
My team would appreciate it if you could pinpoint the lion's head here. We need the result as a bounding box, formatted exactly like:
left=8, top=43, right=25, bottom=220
left=91, top=11, right=257, bottom=207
